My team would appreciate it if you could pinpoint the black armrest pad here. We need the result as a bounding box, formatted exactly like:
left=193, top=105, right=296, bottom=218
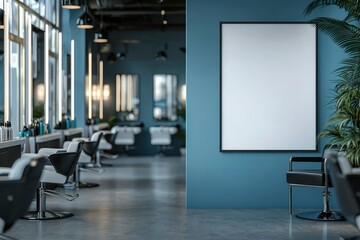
left=290, top=157, right=324, bottom=163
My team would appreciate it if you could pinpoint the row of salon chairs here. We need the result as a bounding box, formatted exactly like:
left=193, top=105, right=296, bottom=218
left=0, top=128, right=106, bottom=238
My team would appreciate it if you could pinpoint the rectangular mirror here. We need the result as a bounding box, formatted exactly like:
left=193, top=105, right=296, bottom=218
left=116, top=74, right=140, bottom=121
left=153, top=74, right=177, bottom=121
left=32, top=27, right=45, bottom=119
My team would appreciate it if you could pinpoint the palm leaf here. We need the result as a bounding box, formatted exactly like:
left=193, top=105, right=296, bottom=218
left=304, top=0, right=360, bottom=20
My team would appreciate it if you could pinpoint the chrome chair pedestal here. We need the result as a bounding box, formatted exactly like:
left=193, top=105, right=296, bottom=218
left=296, top=210, right=344, bottom=221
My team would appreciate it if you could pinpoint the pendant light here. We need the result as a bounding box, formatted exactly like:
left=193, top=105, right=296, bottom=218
left=94, top=30, right=108, bottom=43
left=62, top=0, right=81, bottom=9
left=94, top=15, right=108, bottom=43
left=77, top=1, right=93, bottom=29
left=155, top=43, right=168, bottom=61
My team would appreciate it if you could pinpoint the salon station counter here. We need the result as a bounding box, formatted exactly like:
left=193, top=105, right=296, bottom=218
left=0, top=138, right=26, bottom=167
left=55, top=128, right=83, bottom=145
left=27, top=133, right=62, bottom=153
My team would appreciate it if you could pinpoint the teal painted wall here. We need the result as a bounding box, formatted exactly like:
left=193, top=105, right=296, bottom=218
left=61, top=8, right=86, bottom=128
left=186, top=0, right=346, bottom=208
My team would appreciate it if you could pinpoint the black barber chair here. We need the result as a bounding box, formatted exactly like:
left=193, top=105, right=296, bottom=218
left=327, top=154, right=360, bottom=240
left=0, top=155, right=45, bottom=239
left=286, top=148, right=345, bottom=221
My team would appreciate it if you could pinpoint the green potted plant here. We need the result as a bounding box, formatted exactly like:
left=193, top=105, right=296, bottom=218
left=305, top=1, right=360, bottom=165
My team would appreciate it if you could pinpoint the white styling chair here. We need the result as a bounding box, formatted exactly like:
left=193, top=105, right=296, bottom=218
left=149, top=126, right=178, bottom=155
left=22, top=141, right=83, bottom=220
left=66, top=131, right=104, bottom=188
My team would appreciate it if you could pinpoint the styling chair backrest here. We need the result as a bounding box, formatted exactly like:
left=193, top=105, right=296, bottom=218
left=83, top=132, right=103, bottom=157
left=0, top=155, right=45, bottom=232
left=48, top=141, right=83, bottom=180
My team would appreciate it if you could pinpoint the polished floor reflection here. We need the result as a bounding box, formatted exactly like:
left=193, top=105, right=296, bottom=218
left=7, top=156, right=359, bottom=240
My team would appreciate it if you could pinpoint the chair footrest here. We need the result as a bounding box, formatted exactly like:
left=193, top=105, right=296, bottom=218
left=295, top=210, right=345, bottom=221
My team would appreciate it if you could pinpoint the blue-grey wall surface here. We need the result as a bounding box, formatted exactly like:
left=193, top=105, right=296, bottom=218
left=88, top=29, right=186, bottom=155
left=187, top=0, right=346, bottom=208
left=61, top=8, right=86, bottom=128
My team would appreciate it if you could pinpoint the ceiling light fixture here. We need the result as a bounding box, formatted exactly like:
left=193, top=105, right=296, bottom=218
left=94, top=30, right=108, bottom=43
left=94, top=15, right=108, bottom=43
left=62, top=0, right=81, bottom=9
left=77, top=1, right=93, bottom=29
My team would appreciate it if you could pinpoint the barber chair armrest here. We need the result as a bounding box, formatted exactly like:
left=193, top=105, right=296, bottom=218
left=0, top=168, right=11, bottom=176
left=290, top=157, right=324, bottom=163
left=289, top=157, right=324, bottom=171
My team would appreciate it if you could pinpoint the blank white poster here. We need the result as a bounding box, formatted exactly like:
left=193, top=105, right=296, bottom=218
left=221, top=23, right=317, bottom=151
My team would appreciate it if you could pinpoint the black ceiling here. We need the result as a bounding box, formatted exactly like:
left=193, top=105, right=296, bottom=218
left=86, top=0, right=185, bottom=31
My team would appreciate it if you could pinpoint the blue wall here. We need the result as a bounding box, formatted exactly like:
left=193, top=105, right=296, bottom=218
left=89, top=29, right=186, bottom=155
left=186, top=0, right=346, bottom=208
left=61, top=8, right=86, bottom=128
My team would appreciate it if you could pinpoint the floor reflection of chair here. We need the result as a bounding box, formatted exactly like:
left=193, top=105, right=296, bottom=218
left=149, top=126, right=178, bottom=155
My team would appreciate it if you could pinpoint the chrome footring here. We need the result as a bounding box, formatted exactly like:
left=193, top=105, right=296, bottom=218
left=78, top=181, right=99, bottom=188
left=22, top=210, right=73, bottom=220
left=295, top=211, right=345, bottom=221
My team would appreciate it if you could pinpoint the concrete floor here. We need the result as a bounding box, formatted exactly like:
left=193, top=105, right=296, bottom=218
left=6, top=156, right=360, bottom=240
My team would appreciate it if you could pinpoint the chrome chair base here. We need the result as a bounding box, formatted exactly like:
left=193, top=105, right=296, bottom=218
left=0, top=234, right=16, bottom=240
left=22, top=210, right=73, bottom=220
left=339, top=235, right=360, bottom=240
left=78, top=181, right=99, bottom=188
left=296, top=210, right=345, bottom=221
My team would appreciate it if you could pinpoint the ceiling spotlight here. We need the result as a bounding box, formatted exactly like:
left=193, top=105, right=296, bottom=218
left=161, top=10, right=166, bottom=16
left=163, top=20, right=168, bottom=25
left=77, top=10, right=93, bottom=29
left=94, top=30, right=108, bottom=43
left=62, top=0, right=81, bottom=9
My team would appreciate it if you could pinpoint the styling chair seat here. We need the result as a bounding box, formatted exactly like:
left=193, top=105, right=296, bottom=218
left=0, top=155, right=45, bottom=239
left=22, top=142, right=83, bottom=220
left=286, top=148, right=345, bottom=221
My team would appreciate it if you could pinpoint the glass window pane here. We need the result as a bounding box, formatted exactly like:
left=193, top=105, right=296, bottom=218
left=10, top=2, right=19, bottom=36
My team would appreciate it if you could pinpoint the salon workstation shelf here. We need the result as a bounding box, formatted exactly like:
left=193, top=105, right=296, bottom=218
left=55, top=128, right=83, bottom=145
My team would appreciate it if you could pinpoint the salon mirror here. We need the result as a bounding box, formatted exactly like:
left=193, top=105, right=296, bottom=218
left=153, top=74, right=177, bottom=121
left=116, top=74, right=140, bottom=121
left=32, top=27, right=45, bottom=119
left=0, top=29, right=3, bottom=120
